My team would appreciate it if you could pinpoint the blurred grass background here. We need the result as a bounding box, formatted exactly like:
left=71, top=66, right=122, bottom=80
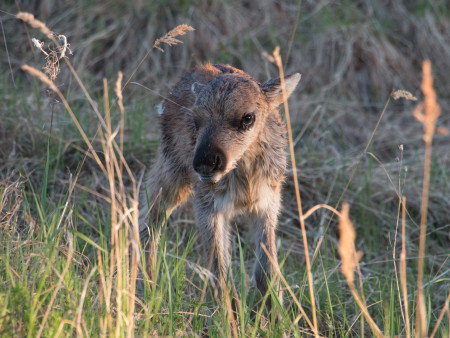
left=1, top=0, right=449, bottom=336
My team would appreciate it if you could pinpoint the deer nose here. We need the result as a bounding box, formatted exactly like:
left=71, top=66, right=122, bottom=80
left=193, top=146, right=226, bottom=177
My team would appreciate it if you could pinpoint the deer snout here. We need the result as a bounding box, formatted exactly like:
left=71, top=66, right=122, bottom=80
left=193, top=144, right=226, bottom=183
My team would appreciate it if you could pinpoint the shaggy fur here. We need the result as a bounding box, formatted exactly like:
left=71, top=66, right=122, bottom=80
left=140, top=63, right=300, bottom=307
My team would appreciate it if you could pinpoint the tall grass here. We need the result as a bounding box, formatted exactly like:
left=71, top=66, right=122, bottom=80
left=0, top=5, right=449, bottom=337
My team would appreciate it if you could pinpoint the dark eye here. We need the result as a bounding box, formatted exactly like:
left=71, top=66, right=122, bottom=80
left=241, top=113, right=255, bottom=129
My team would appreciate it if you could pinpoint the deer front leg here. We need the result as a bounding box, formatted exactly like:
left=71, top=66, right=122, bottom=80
left=139, top=157, right=192, bottom=283
left=194, top=188, right=232, bottom=299
left=194, top=186, right=243, bottom=335
left=252, top=187, right=283, bottom=311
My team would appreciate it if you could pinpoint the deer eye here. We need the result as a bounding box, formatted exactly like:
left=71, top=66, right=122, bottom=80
left=241, top=113, right=255, bottom=129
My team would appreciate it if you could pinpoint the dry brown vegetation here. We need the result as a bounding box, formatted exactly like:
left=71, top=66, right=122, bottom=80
left=1, top=0, right=449, bottom=336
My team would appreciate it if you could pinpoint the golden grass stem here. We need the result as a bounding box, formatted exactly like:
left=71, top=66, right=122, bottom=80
left=430, top=292, right=450, bottom=338
left=97, top=249, right=112, bottom=336
left=16, top=12, right=51, bottom=35
left=302, top=204, right=341, bottom=221
left=338, top=203, right=383, bottom=337
left=392, top=145, right=407, bottom=332
left=272, top=46, right=319, bottom=337
left=76, top=267, right=97, bottom=336
left=115, top=72, right=140, bottom=338
left=18, top=14, right=160, bottom=336
left=116, top=72, right=125, bottom=177
left=415, top=60, right=441, bottom=338
left=400, top=196, right=411, bottom=338
left=347, top=282, right=383, bottom=338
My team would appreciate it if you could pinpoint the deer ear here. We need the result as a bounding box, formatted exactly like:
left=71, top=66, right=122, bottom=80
left=191, top=82, right=205, bottom=96
left=262, top=73, right=301, bottom=107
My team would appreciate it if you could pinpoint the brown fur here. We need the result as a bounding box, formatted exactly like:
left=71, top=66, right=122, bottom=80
left=139, top=63, right=300, bottom=309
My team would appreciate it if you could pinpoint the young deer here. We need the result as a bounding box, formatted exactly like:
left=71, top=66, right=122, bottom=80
left=140, top=63, right=300, bottom=308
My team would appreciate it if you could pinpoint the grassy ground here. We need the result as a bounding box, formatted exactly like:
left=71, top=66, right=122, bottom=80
left=1, top=0, right=449, bottom=336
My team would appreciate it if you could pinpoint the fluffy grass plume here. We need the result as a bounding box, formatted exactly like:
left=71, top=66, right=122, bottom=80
left=153, top=24, right=195, bottom=52
left=338, top=203, right=383, bottom=337
left=16, top=12, right=51, bottom=35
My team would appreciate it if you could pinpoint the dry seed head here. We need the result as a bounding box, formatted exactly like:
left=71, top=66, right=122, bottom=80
left=115, top=71, right=124, bottom=111
left=392, top=89, right=417, bottom=101
left=17, top=12, right=51, bottom=36
left=338, top=202, right=363, bottom=284
left=43, top=50, right=60, bottom=82
left=31, top=38, right=48, bottom=56
left=414, top=60, right=442, bottom=143
left=58, top=35, right=72, bottom=59
left=153, top=24, right=195, bottom=52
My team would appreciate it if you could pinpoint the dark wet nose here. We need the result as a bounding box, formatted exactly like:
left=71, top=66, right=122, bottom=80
left=193, top=145, right=226, bottom=177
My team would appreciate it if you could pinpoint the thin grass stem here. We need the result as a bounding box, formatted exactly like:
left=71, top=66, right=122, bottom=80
left=272, top=46, right=319, bottom=337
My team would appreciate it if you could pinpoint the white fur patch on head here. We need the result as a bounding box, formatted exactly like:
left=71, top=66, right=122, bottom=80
left=156, top=103, right=164, bottom=115
left=191, top=82, right=205, bottom=96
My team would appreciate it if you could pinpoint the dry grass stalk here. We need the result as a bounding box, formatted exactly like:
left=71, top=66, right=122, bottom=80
left=392, top=90, right=417, bottom=101
left=413, top=60, right=442, bottom=144
left=153, top=24, right=195, bottom=52
left=18, top=12, right=110, bottom=137
left=400, top=197, right=411, bottom=338
left=31, top=34, right=71, bottom=82
left=430, top=292, right=450, bottom=338
left=22, top=19, right=141, bottom=333
left=32, top=38, right=48, bottom=56
left=338, top=203, right=383, bottom=337
left=122, top=24, right=194, bottom=92
left=271, top=46, right=319, bottom=338
left=392, top=145, right=406, bottom=333
left=114, top=72, right=140, bottom=338
left=301, top=203, right=341, bottom=221
left=414, top=60, right=441, bottom=338
left=0, top=179, right=23, bottom=231
left=115, top=72, right=125, bottom=176
left=338, top=203, right=362, bottom=285
left=76, top=267, right=97, bottom=336
left=97, top=249, right=111, bottom=336
left=94, top=75, right=140, bottom=336
left=17, top=12, right=51, bottom=35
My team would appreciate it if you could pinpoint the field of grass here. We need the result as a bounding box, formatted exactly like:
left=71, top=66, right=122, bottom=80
left=1, top=0, right=449, bottom=336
